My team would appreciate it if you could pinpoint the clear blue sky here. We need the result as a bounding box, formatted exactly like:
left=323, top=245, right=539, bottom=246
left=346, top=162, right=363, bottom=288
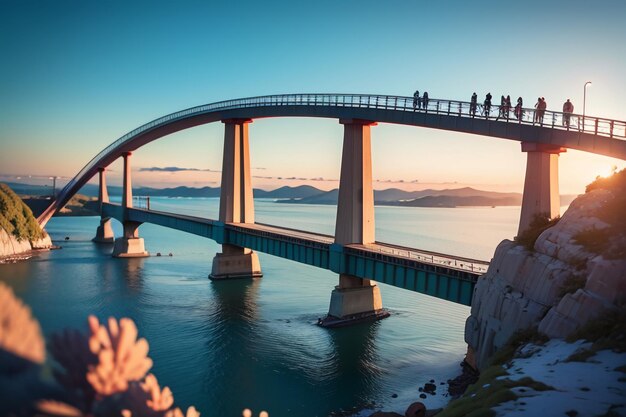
left=1, top=0, right=625, bottom=193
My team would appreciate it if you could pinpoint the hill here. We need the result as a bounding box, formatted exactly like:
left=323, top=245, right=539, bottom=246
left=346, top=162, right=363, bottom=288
left=278, top=187, right=526, bottom=207
left=0, top=183, right=43, bottom=242
left=7, top=182, right=578, bottom=209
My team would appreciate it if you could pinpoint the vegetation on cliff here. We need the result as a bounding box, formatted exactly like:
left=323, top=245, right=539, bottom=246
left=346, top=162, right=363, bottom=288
left=573, top=168, right=626, bottom=259
left=0, top=183, right=43, bottom=242
left=515, top=214, right=560, bottom=251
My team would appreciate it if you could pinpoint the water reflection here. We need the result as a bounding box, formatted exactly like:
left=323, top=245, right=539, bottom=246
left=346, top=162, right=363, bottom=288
left=118, top=257, right=146, bottom=292
left=200, top=279, right=262, bottom=416
left=322, top=323, right=383, bottom=413
left=209, top=278, right=261, bottom=324
left=195, top=278, right=384, bottom=417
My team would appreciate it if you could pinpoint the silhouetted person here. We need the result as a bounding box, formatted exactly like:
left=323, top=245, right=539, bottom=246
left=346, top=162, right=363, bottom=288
left=562, top=99, right=574, bottom=127
left=496, top=95, right=505, bottom=120
left=514, top=97, right=523, bottom=120
left=537, top=97, right=548, bottom=124
left=423, top=92, right=429, bottom=110
left=470, top=92, right=478, bottom=117
left=505, top=95, right=512, bottom=119
left=484, top=93, right=492, bottom=118
left=413, top=90, right=420, bottom=110
left=534, top=97, right=541, bottom=122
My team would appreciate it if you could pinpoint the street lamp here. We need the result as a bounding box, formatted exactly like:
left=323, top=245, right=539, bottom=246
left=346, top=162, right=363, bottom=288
left=49, top=176, right=59, bottom=198
left=583, top=81, right=592, bottom=131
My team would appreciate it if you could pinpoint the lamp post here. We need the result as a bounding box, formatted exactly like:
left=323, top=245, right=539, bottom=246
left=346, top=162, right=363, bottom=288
left=583, top=81, right=592, bottom=131
left=49, top=176, right=59, bottom=198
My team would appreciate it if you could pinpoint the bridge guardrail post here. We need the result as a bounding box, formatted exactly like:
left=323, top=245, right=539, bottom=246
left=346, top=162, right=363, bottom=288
left=610, top=120, right=614, bottom=137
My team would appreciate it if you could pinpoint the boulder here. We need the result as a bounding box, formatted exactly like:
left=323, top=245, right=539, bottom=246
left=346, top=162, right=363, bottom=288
left=405, top=401, right=426, bottom=417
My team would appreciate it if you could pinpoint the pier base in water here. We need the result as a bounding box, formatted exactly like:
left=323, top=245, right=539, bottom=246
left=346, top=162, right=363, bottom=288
left=209, top=245, right=262, bottom=280
left=93, top=219, right=114, bottom=243
left=320, top=277, right=388, bottom=327
left=112, top=237, right=149, bottom=258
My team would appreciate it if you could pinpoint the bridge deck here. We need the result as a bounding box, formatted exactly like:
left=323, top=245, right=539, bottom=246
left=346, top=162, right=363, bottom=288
left=102, top=203, right=487, bottom=305
left=40, top=93, right=626, bottom=228
left=236, top=222, right=489, bottom=274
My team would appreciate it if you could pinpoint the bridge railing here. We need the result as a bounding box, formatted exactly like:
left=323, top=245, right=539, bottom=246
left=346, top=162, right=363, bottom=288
left=58, top=93, right=626, bottom=207
left=360, top=243, right=489, bottom=274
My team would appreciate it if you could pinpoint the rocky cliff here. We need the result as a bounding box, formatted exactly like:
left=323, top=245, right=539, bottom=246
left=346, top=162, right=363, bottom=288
left=0, top=183, right=53, bottom=260
left=464, top=185, right=626, bottom=370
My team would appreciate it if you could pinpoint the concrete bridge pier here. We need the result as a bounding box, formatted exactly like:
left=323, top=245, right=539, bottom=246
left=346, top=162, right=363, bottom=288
left=112, top=152, right=149, bottom=258
left=210, top=119, right=262, bottom=279
left=321, top=119, right=388, bottom=327
left=517, top=142, right=566, bottom=236
left=93, top=168, right=114, bottom=243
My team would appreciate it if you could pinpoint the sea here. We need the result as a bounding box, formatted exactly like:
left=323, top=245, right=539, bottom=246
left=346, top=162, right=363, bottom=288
left=0, top=198, right=523, bottom=416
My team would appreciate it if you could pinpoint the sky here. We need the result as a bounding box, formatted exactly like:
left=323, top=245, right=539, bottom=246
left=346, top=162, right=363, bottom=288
left=1, top=0, right=625, bottom=194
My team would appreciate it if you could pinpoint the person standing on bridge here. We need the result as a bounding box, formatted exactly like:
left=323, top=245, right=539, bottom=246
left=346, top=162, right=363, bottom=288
left=470, top=93, right=478, bottom=117
left=534, top=97, right=541, bottom=123
left=514, top=97, right=523, bottom=120
left=537, top=97, right=547, bottom=124
left=413, top=90, right=421, bottom=110
left=423, top=91, right=429, bottom=111
left=562, top=99, right=574, bottom=128
left=484, top=93, right=492, bottom=118
left=496, top=95, right=506, bottom=120
left=505, top=95, right=512, bottom=119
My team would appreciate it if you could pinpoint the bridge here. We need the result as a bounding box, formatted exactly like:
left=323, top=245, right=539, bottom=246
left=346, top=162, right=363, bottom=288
left=37, top=93, right=626, bottom=326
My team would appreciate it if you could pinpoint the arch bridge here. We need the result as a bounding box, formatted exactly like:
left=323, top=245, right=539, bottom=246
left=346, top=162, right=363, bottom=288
left=38, top=93, right=626, bottom=326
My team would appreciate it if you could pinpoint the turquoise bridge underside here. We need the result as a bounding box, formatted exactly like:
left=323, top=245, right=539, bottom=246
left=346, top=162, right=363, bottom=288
left=103, top=203, right=483, bottom=306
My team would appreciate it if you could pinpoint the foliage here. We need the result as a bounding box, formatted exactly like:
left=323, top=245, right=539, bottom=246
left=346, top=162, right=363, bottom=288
left=558, top=273, right=588, bottom=298
left=438, top=327, right=553, bottom=417
left=565, top=306, right=626, bottom=353
left=583, top=168, right=626, bottom=258
left=0, top=183, right=43, bottom=242
left=573, top=228, right=611, bottom=254
left=0, top=281, right=45, bottom=371
left=585, top=166, right=625, bottom=194
left=488, top=327, right=549, bottom=367
left=564, top=348, right=595, bottom=363
left=436, top=371, right=552, bottom=417
left=515, top=213, right=560, bottom=251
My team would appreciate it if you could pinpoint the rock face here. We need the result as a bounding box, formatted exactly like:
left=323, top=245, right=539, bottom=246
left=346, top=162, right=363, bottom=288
left=0, top=229, right=52, bottom=259
left=465, top=189, right=626, bottom=370
left=0, top=229, right=32, bottom=257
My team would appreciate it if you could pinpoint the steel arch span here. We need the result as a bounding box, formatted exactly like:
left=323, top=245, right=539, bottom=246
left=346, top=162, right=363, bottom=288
left=38, top=93, right=626, bottom=227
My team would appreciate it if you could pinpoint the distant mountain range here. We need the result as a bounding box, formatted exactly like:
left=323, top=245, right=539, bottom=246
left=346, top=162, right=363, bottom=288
left=5, top=182, right=578, bottom=208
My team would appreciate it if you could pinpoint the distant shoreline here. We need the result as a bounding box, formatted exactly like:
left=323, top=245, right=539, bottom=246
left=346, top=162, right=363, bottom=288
left=12, top=182, right=577, bottom=217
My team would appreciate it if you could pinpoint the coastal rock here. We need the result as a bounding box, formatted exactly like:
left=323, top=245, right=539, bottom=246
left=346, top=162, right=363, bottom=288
left=0, top=229, right=52, bottom=259
left=0, top=229, right=32, bottom=258
left=31, top=232, right=52, bottom=250
left=369, top=412, right=403, bottom=417
left=465, top=189, right=626, bottom=370
left=404, top=402, right=426, bottom=417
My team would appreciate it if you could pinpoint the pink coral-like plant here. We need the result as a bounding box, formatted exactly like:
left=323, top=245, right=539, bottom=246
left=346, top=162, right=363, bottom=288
left=164, top=406, right=200, bottom=417
left=0, top=281, right=45, bottom=371
left=49, top=328, right=97, bottom=405
left=86, top=315, right=153, bottom=396
left=122, top=373, right=174, bottom=416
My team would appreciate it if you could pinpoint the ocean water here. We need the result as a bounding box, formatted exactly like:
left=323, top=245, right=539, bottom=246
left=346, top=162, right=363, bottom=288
left=0, top=199, right=521, bottom=416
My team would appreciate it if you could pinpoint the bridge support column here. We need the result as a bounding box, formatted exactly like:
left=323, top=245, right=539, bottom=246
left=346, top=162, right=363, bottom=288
left=93, top=168, right=114, bottom=243
left=321, top=119, right=388, bottom=327
left=112, top=152, right=148, bottom=258
left=210, top=119, right=262, bottom=279
left=517, top=143, right=566, bottom=236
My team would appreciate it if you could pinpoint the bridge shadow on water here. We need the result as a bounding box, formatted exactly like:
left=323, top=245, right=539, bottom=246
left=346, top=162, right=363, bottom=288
left=195, top=278, right=384, bottom=417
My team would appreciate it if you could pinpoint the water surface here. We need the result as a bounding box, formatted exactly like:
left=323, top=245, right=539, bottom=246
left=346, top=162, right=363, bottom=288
left=0, top=199, right=521, bottom=416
